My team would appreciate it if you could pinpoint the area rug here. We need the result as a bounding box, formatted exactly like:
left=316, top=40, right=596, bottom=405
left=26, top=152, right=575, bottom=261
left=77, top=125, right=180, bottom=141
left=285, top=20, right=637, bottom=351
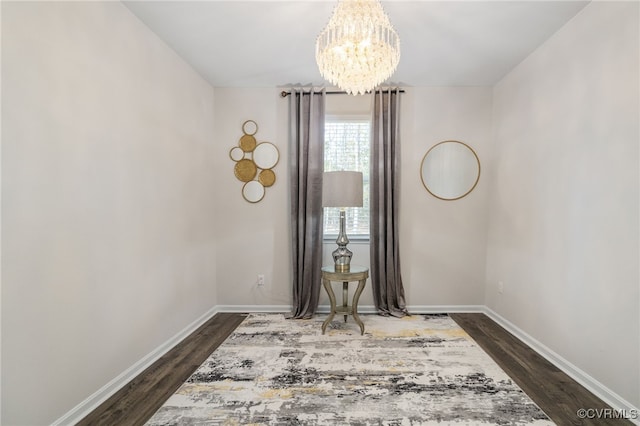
left=146, top=313, right=554, bottom=425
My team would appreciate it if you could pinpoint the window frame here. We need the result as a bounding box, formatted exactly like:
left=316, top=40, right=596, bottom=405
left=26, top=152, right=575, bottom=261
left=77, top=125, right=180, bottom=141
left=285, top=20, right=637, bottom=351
left=323, top=115, right=371, bottom=242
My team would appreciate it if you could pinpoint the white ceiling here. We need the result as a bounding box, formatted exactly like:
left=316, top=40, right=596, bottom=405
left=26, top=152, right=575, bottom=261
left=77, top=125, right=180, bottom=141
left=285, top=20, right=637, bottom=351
left=123, top=1, right=589, bottom=88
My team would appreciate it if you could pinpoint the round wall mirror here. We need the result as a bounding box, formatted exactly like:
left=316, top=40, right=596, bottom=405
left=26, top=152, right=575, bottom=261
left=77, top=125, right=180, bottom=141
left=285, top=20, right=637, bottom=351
left=420, top=140, right=480, bottom=200
left=253, top=142, right=279, bottom=170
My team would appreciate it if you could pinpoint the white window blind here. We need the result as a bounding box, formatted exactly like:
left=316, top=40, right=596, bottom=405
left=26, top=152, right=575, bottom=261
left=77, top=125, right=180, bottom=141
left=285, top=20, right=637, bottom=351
left=324, top=119, right=370, bottom=238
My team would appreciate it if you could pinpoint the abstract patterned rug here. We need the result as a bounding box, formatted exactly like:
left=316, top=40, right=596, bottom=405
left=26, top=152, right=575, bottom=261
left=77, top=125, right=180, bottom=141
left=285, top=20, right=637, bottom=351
left=146, top=314, right=554, bottom=425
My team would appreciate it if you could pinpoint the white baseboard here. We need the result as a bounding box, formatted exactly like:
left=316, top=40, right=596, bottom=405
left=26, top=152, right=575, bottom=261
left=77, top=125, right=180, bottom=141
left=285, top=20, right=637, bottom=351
left=483, top=307, right=640, bottom=425
left=52, top=305, right=220, bottom=426
left=215, top=305, right=292, bottom=313
left=316, top=304, right=377, bottom=314
left=407, top=305, right=485, bottom=314
left=216, top=305, right=485, bottom=315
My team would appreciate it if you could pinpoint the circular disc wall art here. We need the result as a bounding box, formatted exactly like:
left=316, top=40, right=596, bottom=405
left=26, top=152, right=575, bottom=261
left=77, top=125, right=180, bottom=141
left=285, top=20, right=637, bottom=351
left=229, top=120, right=279, bottom=203
left=242, top=180, right=265, bottom=203
left=258, top=169, right=276, bottom=187
left=229, top=146, right=245, bottom=162
left=234, top=159, right=257, bottom=182
left=253, top=142, right=279, bottom=169
left=239, top=134, right=257, bottom=152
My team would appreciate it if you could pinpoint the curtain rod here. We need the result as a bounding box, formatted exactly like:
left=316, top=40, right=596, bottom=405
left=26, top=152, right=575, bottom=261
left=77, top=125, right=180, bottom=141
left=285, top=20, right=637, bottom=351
left=280, top=89, right=405, bottom=98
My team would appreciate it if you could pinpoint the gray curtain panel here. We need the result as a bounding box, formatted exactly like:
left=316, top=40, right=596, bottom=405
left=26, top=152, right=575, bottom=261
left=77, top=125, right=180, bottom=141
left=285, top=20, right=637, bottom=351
left=370, top=88, right=408, bottom=317
left=289, top=88, right=326, bottom=319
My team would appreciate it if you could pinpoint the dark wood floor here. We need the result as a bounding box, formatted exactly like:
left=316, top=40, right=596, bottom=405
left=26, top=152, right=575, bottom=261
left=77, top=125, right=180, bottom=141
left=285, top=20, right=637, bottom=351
left=78, top=313, right=247, bottom=426
left=80, top=312, right=631, bottom=426
left=449, top=314, right=632, bottom=426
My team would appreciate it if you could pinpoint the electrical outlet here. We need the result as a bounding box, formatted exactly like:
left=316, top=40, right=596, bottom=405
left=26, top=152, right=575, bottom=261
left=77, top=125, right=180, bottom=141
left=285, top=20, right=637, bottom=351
left=498, top=281, right=504, bottom=294
left=257, top=274, right=265, bottom=286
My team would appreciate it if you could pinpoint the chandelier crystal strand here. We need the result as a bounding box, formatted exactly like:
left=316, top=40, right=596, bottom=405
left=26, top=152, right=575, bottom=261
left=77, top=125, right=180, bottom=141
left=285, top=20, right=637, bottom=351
left=316, top=0, right=400, bottom=96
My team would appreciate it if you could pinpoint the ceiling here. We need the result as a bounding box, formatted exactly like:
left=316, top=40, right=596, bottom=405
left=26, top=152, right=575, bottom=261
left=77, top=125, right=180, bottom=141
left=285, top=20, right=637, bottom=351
left=123, top=1, right=589, bottom=88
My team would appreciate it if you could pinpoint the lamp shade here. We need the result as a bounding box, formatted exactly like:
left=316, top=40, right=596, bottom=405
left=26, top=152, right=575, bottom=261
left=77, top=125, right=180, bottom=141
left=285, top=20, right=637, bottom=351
left=322, top=171, right=363, bottom=208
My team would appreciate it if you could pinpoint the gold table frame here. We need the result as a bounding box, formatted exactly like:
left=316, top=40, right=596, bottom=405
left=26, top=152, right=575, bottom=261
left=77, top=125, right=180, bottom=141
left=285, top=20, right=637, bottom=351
left=321, top=265, right=369, bottom=335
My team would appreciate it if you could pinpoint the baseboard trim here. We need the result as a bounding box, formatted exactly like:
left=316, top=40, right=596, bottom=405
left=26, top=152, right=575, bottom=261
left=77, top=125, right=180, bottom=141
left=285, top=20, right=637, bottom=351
left=215, top=305, right=485, bottom=315
left=52, top=305, right=220, bottom=426
left=316, top=304, right=377, bottom=314
left=407, top=305, right=485, bottom=314
left=215, top=305, right=292, bottom=313
left=483, top=307, right=640, bottom=425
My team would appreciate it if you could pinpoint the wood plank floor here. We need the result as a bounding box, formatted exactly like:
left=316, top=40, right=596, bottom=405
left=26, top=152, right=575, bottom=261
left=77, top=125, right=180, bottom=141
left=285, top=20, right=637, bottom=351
left=79, top=312, right=631, bottom=425
left=449, top=313, right=633, bottom=425
left=78, top=312, right=247, bottom=426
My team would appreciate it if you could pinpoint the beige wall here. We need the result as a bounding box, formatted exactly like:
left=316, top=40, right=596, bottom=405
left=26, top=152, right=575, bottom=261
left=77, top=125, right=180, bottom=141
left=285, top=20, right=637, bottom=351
left=212, top=88, right=291, bottom=307
left=1, top=2, right=217, bottom=424
left=213, top=91, right=377, bottom=309
left=213, top=87, right=493, bottom=309
left=401, top=87, right=493, bottom=307
left=486, top=1, right=639, bottom=407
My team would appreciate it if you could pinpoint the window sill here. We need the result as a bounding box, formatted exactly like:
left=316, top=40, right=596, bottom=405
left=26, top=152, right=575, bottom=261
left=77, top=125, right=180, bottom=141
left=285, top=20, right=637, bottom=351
left=323, top=236, right=370, bottom=244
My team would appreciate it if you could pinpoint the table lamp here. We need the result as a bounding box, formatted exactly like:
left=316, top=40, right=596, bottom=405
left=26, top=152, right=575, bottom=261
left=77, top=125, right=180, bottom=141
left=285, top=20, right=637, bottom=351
left=323, top=171, right=364, bottom=272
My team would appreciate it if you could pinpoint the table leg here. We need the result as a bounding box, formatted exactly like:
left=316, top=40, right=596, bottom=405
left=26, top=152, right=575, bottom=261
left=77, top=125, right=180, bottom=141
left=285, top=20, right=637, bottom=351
left=352, top=278, right=366, bottom=335
left=322, top=278, right=336, bottom=334
left=343, top=282, right=348, bottom=323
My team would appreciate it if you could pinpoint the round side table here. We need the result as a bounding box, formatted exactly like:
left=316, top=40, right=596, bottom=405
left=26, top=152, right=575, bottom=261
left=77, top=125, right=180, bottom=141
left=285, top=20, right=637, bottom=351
left=321, top=265, right=369, bottom=335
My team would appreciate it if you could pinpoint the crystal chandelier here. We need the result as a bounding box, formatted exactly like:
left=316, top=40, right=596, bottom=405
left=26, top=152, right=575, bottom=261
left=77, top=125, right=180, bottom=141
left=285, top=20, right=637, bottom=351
left=315, top=0, right=400, bottom=96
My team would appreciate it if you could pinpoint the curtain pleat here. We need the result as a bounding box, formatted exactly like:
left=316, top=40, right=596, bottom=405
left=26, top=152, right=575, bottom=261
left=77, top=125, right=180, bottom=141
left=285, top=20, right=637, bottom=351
left=289, top=88, right=326, bottom=319
left=370, top=88, right=408, bottom=317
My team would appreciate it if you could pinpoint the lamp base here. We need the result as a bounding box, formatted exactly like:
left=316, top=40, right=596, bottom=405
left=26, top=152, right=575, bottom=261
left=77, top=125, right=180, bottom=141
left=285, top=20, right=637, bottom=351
left=332, top=209, right=352, bottom=272
left=332, top=246, right=353, bottom=272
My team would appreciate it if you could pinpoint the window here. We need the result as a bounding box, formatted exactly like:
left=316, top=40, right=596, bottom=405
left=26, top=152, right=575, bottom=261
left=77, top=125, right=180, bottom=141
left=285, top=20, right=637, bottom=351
left=323, top=118, right=370, bottom=239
